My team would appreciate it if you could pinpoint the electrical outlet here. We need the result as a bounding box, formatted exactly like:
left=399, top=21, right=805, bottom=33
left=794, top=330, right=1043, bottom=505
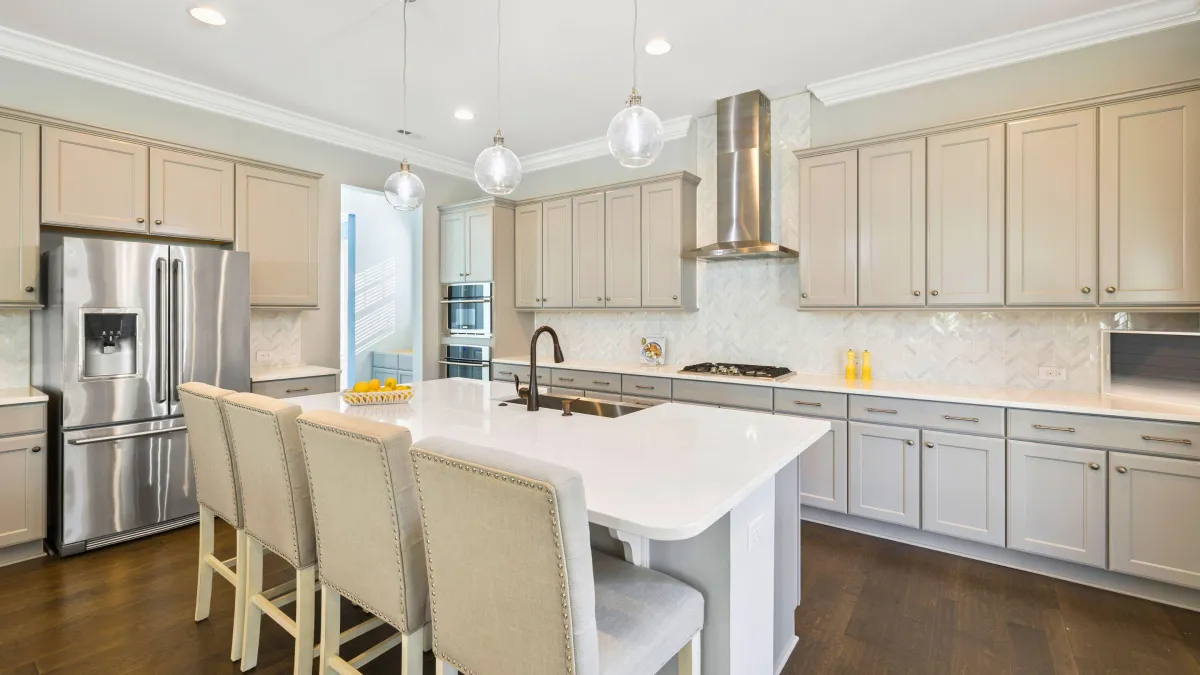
left=1039, top=367, right=1067, bottom=382
left=256, top=351, right=274, bottom=363
left=747, top=514, right=765, bottom=552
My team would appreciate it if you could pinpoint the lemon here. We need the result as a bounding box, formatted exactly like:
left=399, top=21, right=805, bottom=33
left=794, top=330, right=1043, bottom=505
left=352, top=382, right=370, bottom=393
left=396, top=384, right=412, bottom=390
left=381, top=385, right=395, bottom=392
left=383, top=377, right=397, bottom=389
left=368, top=379, right=381, bottom=391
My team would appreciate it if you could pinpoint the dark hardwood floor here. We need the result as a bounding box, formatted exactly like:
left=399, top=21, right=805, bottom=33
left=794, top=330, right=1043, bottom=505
left=1, top=521, right=1197, bottom=674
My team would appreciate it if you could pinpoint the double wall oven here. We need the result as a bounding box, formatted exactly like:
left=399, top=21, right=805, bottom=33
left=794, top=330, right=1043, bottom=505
left=440, top=282, right=492, bottom=381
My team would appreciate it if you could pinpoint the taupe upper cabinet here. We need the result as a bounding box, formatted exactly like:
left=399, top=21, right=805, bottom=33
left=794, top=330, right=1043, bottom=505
left=465, top=207, right=494, bottom=282
left=926, top=125, right=1004, bottom=306
left=440, top=210, right=468, bottom=284
left=0, top=117, right=39, bottom=306
left=235, top=165, right=320, bottom=308
left=513, top=203, right=542, bottom=308
left=541, top=198, right=573, bottom=308
left=641, top=178, right=692, bottom=308
left=1099, top=91, right=1200, bottom=305
left=858, top=139, right=926, bottom=306
left=1006, top=109, right=1098, bottom=306
left=149, top=148, right=235, bottom=242
left=604, top=186, right=642, bottom=308
left=42, top=128, right=149, bottom=233
left=572, top=192, right=605, bottom=308
left=798, top=150, right=858, bottom=307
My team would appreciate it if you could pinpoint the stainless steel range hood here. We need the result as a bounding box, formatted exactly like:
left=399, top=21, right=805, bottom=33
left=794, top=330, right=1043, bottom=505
left=685, top=90, right=798, bottom=261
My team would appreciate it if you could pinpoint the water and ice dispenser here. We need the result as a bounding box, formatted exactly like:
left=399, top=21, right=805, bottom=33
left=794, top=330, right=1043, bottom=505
left=81, top=313, right=138, bottom=378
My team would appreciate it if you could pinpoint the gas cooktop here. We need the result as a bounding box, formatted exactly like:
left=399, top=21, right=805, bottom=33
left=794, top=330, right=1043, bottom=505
left=679, top=362, right=795, bottom=381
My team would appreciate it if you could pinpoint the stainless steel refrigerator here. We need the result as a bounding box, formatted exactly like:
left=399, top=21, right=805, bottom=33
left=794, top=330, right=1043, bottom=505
left=33, top=237, right=250, bottom=556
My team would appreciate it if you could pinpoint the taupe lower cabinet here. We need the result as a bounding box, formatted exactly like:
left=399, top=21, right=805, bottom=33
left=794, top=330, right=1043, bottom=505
left=235, top=165, right=320, bottom=307
left=1007, top=440, right=1108, bottom=567
left=0, top=433, right=46, bottom=549
left=848, top=422, right=921, bottom=527
left=921, top=430, right=1005, bottom=546
left=798, top=420, right=848, bottom=513
left=798, top=150, right=858, bottom=307
left=858, top=139, right=926, bottom=306
left=0, top=117, right=39, bottom=306
left=42, top=127, right=149, bottom=233
left=1108, top=452, right=1200, bottom=589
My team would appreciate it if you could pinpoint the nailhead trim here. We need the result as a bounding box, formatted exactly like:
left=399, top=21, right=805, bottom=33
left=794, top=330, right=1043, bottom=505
left=410, top=448, right=577, bottom=675
left=179, top=387, right=241, bottom=528
left=296, top=417, right=414, bottom=633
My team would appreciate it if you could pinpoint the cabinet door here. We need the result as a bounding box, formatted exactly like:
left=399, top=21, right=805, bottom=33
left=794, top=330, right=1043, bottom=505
left=149, top=148, right=234, bottom=241
left=542, top=198, right=573, bottom=308
left=605, top=186, right=642, bottom=307
left=921, top=430, right=1005, bottom=546
left=641, top=179, right=682, bottom=307
left=465, top=207, right=493, bottom=282
left=1099, top=91, right=1200, bottom=305
left=572, top=193, right=605, bottom=308
left=0, top=433, right=46, bottom=548
left=1109, top=452, right=1200, bottom=589
left=42, top=127, right=149, bottom=233
left=513, top=203, right=543, bottom=309
left=0, top=117, right=39, bottom=306
left=799, top=419, right=848, bottom=513
left=927, top=125, right=1004, bottom=306
left=798, top=150, right=858, bottom=307
left=848, top=422, right=920, bottom=527
left=235, top=165, right=320, bottom=307
left=1006, top=110, right=1097, bottom=305
left=858, top=139, right=926, bottom=306
left=439, top=210, right=467, bottom=284
left=1008, top=440, right=1106, bottom=567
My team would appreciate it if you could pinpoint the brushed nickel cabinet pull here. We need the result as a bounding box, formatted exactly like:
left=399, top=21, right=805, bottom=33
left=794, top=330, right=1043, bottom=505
left=635, top=385, right=655, bottom=390
left=1033, top=424, right=1075, bottom=433
left=792, top=401, right=822, bottom=407
left=31, top=446, right=41, bottom=453
left=1081, top=287, right=1091, bottom=294
left=285, top=386, right=310, bottom=394
left=801, top=293, right=809, bottom=299
left=943, top=415, right=979, bottom=423
left=593, top=380, right=611, bottom=386
left=1142, top=435, right=1193, bottom=445
left=25, top=286, right=34, bottom=292
left=1106, top=287, right=1116, bottom=293
left=905, top=439, right=914, bottom=445
left=1116, top=466, right=1128, bottom=474
left=1089, top=463, right=1100, bottom=471
left=925, top=442, right=934, bottom=448
left=559, top=377, right=575, bottom=382
left=866, top=408, right=898, bottom=414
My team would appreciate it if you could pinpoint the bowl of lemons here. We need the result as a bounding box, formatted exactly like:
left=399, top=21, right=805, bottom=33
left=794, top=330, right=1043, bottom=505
left=342, top=378, right=413, bottom=406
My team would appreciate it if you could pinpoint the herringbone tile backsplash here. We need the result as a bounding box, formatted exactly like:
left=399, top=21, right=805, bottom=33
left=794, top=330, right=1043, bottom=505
left=250, top=310, right=302, bottom=366
left=0, top=310, right=30, bottom=388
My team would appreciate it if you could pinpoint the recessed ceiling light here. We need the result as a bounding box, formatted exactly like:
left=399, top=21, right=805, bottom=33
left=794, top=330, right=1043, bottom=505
left=644, top=39, right=671, bottom=56
left=189, top=7, right=227, bottom=26
left=454, top=108, right=475, bottom=121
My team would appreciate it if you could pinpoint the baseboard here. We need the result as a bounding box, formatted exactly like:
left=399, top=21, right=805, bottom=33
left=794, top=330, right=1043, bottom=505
left=802, top=507, right=1200, bottom=612
left=0, top=539, right=46, bottom=567
left=774, top=635, right=798, bottom=675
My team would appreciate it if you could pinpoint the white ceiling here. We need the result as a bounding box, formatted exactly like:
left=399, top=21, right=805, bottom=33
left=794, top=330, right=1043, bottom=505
left=0, top=0, right=1141, bottom=166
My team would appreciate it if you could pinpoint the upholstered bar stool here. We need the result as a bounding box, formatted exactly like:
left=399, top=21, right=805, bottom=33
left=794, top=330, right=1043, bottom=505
left=409, top=436, right=704, bottom=675
left=178, top=381, right=247, bottom=662
left=296, top=410, right=430, bottom=675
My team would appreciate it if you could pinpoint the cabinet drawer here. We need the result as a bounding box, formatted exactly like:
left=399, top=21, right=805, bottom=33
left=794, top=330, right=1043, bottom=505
left=849, top=395, right=1004, bottom=436
left=549, top=387, right=586, bottom=398
left=1008, top=409, right=1200, bottom=459
left=251, top=375, right=339, bottom=399
left=622, top=395, right=667, bottom=407
left=0, top=404, right=46, bottom=437
left=552, top=370, right=620, bottom=394
left=585, top=390, right=623, bottom=402
left=492, top=364, right=550, bottom=386
left=621, top=375, right=672, bottom=399
left=671, top=379, right=773, bottom=411
left=773, top=389, right=847, bottom=419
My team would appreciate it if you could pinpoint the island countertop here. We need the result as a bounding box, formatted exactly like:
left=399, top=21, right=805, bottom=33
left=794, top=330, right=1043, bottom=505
left=289, top=378, right=829, bottom=541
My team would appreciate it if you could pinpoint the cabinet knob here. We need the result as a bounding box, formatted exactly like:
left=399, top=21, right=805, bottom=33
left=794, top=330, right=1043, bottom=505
left=1081, top=287, right=1091, bottom=294
left=930, top=290, right=939, bottom=296
left=155, top=219, right=163, bottom=225
left=905, top=439, right=914, bottom=446
left=1089, top=462, right=1100, bottom=471
left=606, top=297, right=611, bottom=301
left=1106, top=287, right=1116, bottom=294
left=913, top=290, right=921, bottom=296
left=136, top=217, right=145, bottom=223
left=25, top=286, right=34, bottom=293
left=672, top=295, right=678, bottom=300
left=597, top=296, right=602, bottom=301
left=31, top=446, right=41, bottom=453
left=801, top=293, right=808, bottom=299
left=1116, top=466, right=1128, bottom=474
left=925, top=442, right=934, bottom=448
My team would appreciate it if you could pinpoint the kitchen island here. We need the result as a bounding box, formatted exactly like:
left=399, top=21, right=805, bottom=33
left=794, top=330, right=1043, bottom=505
left=290, top=378, right=829, bottom=675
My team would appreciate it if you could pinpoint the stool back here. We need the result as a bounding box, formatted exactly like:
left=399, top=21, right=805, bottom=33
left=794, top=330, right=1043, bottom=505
left=177, top=382, right=241, bottom=528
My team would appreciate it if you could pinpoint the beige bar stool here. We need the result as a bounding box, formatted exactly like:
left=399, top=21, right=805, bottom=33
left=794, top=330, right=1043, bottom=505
left=409, top=436, right=704, bottom=675
left=296, top=410, right=430, bottom=675
left=178, top=381, right=247, bottom=662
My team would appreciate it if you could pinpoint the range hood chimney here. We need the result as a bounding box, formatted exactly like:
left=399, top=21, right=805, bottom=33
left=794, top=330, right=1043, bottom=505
left=685, top=90, right=798, bottom=261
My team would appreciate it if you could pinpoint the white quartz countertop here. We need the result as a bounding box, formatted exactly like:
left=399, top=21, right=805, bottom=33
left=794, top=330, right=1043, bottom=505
left=493, top=356, right=1200, bottom=424
left=251, top=365, right=342, bottom=383
left=0, top=386, right=48, bottom=406
left=290, top=378, right=829, bottom=540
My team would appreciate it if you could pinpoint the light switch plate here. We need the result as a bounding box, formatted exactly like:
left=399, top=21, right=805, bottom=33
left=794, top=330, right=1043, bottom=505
left=256, top=351, right=274, bottom=363
left=1039, top=367, right=1067, bottom=381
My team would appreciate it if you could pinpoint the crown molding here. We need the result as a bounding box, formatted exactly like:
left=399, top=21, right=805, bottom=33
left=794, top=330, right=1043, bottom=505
left=520, top=115, right=693, bottom=173
left=0, top=25, right=475, bottom=178
left=809, top=0, right=1200, bottom=106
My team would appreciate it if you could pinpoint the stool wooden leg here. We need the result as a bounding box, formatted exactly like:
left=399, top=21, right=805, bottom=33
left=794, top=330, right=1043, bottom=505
left=435, top=661, right=458, bottom=675
left=294, top=565, right=317, bottom=675
left=195, top=505, right=215, bottom=621
left=240, top=536, right=265, bottom=672
left=231, top=528, right=247, bottom=661
left=318, top=583, right=341, bottom=675
left=677, top=630, right=701, bottom=675
left=400, top=625, right=425, bottom=675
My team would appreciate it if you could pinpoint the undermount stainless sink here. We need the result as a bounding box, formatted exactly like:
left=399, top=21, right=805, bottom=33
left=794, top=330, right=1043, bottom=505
left=501, top=394, right=652, bottom=418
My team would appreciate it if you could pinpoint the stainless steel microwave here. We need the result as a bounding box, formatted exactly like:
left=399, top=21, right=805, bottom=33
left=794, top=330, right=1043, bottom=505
left=441, top=283, right=492, bottom=337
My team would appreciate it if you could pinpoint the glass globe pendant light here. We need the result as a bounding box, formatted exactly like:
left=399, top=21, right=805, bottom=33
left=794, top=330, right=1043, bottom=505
left=607, top=0, right=664, bottom=168
left=384, top=0, right=425, bottom=211
left=474, top=0, right=521, bottom=195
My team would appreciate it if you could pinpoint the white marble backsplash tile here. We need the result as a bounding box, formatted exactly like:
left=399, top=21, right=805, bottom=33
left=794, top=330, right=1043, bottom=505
left=250, top=310, right=302, bottom=367
left=0, top=310, right=31, bottom=388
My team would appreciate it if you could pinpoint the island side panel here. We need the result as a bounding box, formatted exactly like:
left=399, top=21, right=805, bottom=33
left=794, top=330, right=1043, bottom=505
left=774, top=456, right=801, bottom=671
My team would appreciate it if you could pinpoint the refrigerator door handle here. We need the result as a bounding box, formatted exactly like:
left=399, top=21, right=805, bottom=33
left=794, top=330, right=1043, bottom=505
left=68, top=426, right=189, bottom=445
left=171, top=259, right=183, bottom=403
left=156, top=257, right=169, bottom=404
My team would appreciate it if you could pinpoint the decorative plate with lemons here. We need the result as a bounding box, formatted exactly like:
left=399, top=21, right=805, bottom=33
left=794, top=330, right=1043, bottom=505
left=342, top=378, right=413, bottom=406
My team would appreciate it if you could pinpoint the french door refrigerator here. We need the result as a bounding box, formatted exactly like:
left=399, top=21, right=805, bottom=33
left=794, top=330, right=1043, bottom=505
left=33, top=237, right=250, bottom=556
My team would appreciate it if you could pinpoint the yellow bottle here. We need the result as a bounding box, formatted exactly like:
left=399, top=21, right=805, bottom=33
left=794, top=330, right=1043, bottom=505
left=862, top=350, right=872, bottom=381
left=845, top=349, right=856, bottom=380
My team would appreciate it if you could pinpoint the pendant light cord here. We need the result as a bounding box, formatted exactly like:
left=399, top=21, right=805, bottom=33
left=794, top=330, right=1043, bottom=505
left=496, top=0, right=503, bottom=135
left=632, top=0, right=638, bottom=91
left=401, top=0, right=409, bottom=162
